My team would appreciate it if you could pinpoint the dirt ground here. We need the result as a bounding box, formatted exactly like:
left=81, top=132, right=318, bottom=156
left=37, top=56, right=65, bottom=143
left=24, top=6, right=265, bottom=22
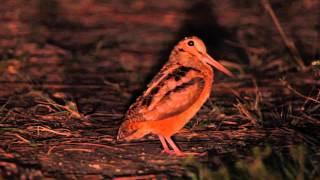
left=0, top=0, right=319, bottom=179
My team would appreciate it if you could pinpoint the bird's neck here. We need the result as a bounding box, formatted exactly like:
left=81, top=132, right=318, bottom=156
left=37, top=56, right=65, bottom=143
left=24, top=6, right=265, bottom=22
left=186, top=60, right=214, bottom=80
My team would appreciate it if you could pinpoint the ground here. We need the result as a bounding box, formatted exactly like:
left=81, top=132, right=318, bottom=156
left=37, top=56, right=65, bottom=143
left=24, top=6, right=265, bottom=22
left=0, top=0, right=319, bottom=179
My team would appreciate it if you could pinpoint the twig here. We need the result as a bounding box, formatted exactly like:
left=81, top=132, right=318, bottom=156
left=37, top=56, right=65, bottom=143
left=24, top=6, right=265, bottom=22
left=30, top=126, right=72, bottom=137
left=234, top=100, right=257, bottom=125
left=7, top=133, right=31, bottom=144
left=47, top=142, right=123, bottom=155
left=281, top=79, right=320, bottom=104
left=252, top=79, right=262, bottom=118
left=36, top=99, right=82, bottom=119
left=261, top=0, right=306, bottom=70
left=114, top=175, right=157, bottom=180
left=63, top=148, right=93, bottom=153
left=47, top=146, right=57, bottom=155
left=0, top=99, right=10, bottom=113
left=66, top=142, right=124, bottom=152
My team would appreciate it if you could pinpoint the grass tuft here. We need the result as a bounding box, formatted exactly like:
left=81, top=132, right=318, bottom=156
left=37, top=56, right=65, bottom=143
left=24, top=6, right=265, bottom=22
left=183, top=145, right=319, bottom=180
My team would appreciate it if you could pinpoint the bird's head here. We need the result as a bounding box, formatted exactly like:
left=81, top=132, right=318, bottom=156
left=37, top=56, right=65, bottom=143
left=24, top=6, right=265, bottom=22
left=174, top=36, right=234, bottom=77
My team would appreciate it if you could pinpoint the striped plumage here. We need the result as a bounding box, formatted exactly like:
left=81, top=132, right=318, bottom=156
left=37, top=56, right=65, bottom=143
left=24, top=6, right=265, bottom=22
left=117, top=36, right=233, bottom=156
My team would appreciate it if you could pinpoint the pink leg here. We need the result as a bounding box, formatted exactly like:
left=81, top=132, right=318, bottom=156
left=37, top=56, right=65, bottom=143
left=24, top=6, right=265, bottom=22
left=158, top=135, right=174, bottom=154
left=165, top=137, right=205, bottom=156
left=165, top=137, right=184, bottom=156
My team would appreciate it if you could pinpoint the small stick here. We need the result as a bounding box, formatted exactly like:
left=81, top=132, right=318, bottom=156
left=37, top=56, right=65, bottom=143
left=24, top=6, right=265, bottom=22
left=63, top=148, right=93, bottom=153
left=261, top=0, right=306, bottom=70
left=47, top=146, right=57, bottom=155
left=35, top=126, right=72, bottom=137
left=114, top=175, right=157, bottom=180
left=8, top=133, right=31, bottom=144
left=281, top=79, right=320, bottom=104
left=66, top=142, right=125, bottom=152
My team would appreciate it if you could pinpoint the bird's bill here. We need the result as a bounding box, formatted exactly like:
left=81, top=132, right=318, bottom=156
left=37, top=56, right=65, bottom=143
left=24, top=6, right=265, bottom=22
left=203, top=54, right=234, bottom=77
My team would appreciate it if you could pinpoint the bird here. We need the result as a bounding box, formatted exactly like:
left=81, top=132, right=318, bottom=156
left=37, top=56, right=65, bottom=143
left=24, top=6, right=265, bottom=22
left=117, top=36, right=234, bottom=156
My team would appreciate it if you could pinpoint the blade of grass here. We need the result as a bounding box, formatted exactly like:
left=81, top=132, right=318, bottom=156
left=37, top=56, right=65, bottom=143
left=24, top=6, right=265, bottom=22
left=261, top=0, right=306, bottom=70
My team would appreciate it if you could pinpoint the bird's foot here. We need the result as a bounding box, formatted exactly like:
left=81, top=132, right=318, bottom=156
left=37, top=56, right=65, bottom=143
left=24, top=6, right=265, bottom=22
left=175, top=151, right=207, bottom=157
left=161, top=149, right=176, bottom=155
left=161, top=150, right=207, bottom=156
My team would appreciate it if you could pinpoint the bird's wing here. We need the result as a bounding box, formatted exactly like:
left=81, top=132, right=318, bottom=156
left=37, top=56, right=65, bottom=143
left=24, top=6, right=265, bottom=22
left=125, top=64, right=205, bottom=121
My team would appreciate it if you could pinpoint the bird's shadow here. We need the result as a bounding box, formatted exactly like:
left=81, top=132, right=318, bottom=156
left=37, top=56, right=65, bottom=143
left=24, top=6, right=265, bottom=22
left=136, top=0, right=233, bottom=108
left=154, top=0, right=231, bottom=74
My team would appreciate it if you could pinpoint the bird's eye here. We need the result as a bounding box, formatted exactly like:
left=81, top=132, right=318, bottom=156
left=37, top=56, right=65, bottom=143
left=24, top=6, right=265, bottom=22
left=187, top=40, right=194, bottom=46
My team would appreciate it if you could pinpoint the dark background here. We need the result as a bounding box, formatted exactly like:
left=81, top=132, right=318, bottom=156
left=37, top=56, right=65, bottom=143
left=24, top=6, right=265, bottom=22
left=0, top=0, right=319, bottom=179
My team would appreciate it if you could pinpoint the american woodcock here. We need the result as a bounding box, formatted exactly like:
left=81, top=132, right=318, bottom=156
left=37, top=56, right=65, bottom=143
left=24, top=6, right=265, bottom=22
left=117, top=36, right=234, bottom=156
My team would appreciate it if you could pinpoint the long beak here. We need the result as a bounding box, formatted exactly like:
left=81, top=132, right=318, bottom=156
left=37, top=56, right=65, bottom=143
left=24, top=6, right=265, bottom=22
left=203, top=53, right=234, bottom=77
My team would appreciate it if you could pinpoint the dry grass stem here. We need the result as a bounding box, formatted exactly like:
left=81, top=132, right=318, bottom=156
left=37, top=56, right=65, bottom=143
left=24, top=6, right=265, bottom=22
left=6, top=133, right=31, bottom=144
left=63, top=148, right=93, bottom=153
left=261, top=0, right=306, bottom=70
left=29, top=126, right=72, bottom=137
left=281, top=79, right=320, bottom=104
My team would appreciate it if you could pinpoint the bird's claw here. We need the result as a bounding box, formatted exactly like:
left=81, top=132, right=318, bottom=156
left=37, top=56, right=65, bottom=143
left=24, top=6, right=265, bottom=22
left=175, top=151, right=207, bottom=157
left=161, top=150, right=176, bottom=155
left=161, top=150, right=207, bottom=156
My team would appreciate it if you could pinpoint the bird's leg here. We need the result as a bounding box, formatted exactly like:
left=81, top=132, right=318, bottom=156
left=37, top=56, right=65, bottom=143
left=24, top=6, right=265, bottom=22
left=158, top=135, right=175, bottom=155
left=164, top=137, right=184, bottom=156
left=165, top=137, right=204, bottom=156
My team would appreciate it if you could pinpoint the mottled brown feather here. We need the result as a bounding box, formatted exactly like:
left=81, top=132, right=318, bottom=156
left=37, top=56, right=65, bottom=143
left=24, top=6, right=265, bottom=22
left=143, top=77, right=205, bottom=121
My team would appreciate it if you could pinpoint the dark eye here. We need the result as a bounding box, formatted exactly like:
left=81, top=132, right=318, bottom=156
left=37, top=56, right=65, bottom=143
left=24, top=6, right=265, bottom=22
left=187, top=40, right=194, bottom=46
